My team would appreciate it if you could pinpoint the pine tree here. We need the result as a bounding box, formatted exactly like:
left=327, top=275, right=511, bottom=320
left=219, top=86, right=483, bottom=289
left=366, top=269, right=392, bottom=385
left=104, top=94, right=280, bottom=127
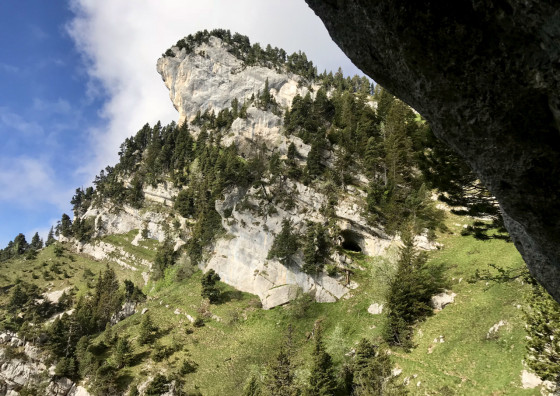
left=265, top=348, right=298, bottom=396
left=138, top=313, right=157, bottom=345
left=60, top=214, right=73, bottom=238
left=113, top=336, right=133, bottom=369
left=268, top=219, right=299, bottom=267
left=12, top=233, right=28, bottom=255
left=352, top=339, right=405, bottom=395
left=46, top=227, right=56, bottom=246
left=243, top=374, right=262, bottom=396
left=306, top=326, right=337, bottom=396
left=525, top=279, right=560, bottom=382
left=201, top=269, right=221, bottom=303
left=383, top=230, right=448, bottom=348
left=30, top=232, right=43, bottom=250
left=302, top=222, right=330, bottom=275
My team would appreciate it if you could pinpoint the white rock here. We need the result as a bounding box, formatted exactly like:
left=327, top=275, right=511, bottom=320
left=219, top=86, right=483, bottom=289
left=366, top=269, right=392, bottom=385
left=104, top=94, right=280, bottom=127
left=157, top=36, right=312, bottom=126
left=521, top=369, right=542, bottom=389
left=141, top=308, right=149, bottom=315
left=430, top=291, right=457, bottom=310
left=487, top=320, right=507, bottom=339
left=392, top=368, right=403, bottom=377
left=174, top=308, right=181, bottom=315
left=111, top=301, right=137, bottom=324
left=43, top=287, right=72, bottom=304
left=367, top=303, right=384, bottom=315
left=186, top=314, right=195, bottom=323
left=68, top=385, right=92, bottom=396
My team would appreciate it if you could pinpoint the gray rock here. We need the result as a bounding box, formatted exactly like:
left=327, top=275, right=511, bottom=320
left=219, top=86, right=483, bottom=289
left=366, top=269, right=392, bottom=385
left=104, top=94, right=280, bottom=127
left=305, top=0, right=560, bottom=303
left=111, top=301, right=137, bottom=324
left=521, top=370, right=542, bottom=389
left=430, top=291, right=456, bottom=310
left=46, top=377, right=74, bottom=396
left=367, top=303, right=384, bottom=315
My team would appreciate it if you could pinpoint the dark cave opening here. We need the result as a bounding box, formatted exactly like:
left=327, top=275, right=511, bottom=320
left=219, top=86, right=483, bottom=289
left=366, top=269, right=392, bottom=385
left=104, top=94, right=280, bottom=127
left=340, top=229, right=363, bottom=253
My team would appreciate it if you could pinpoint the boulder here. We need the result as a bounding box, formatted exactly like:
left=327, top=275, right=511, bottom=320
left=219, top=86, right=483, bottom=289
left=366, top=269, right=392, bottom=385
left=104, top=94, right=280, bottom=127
left=430, top=291, right=456, bottom=310
left=521, top=370, right=542, bottom=389
left=367, top=303, right=384, bottom=315
left=263, top=285, right=300, bottom=309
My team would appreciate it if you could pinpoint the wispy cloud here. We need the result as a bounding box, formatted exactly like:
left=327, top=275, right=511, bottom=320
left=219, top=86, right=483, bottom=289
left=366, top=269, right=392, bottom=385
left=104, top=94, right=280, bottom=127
left=0, top=62, right=19, bottom=73
left=0, top=107, right=44, bottom=138
left=32, top=98, right=72, bottom=114
left=0, top=156, right=72, bottom=211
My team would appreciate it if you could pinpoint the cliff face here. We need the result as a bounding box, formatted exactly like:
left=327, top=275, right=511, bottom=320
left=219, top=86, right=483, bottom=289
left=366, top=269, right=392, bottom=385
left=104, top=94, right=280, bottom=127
left=305, top=0, right=560, bottom=302
left=157, top=36, right=314, bottom=126
left=76, top=36, right=436, bottom=309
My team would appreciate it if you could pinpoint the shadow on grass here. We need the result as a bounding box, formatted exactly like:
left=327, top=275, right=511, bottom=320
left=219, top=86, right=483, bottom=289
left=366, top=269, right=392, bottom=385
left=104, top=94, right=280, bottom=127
left=460, top=220, right=511, bottom=241
left=130, top=350, right=151, bottom=366
left=219, top=290, right=244, bottom=303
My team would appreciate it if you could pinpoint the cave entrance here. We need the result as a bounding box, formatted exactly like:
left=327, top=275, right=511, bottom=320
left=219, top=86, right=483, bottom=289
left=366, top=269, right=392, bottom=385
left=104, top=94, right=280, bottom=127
left=340, top=229, right=363, bottom=253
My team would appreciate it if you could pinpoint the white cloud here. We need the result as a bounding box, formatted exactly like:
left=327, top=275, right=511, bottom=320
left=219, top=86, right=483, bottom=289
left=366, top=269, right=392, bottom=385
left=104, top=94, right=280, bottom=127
left=66, top=0, right=363, bottom=183
left=0, top=156, right=72, bottom=211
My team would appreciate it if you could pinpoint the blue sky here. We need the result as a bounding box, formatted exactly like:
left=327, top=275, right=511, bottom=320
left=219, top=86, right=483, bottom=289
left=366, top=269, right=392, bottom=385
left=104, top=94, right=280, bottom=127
left=0, top=0, right=365, bottom=247
left=0, top=1, right=104, bottom=246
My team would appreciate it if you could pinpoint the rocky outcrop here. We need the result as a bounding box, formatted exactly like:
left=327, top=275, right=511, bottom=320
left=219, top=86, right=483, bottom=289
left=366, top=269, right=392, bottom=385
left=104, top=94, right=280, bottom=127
left=157, top=36, right=315, bottom=126
left=305, top=1, right=560, bottom=303
left=83, top=203, right=169, bottom=242
left=155, top=36, right=446, bottom=309
left=206, top=183, right=391, bottom=309
left=0, top=339, right=91, bottom=396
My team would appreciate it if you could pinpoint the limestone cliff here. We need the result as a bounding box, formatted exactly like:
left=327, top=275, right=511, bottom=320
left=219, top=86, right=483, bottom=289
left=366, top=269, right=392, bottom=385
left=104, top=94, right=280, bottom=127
left=74, top=35, right=430, bottom=309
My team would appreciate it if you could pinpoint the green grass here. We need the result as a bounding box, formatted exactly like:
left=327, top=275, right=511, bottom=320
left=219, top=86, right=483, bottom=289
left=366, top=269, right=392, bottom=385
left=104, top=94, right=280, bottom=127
left=100, top=229, right=159, bottom=264
left=0, top=215, right=543, bottom=395
left=393, top=215, right=537, bottom=395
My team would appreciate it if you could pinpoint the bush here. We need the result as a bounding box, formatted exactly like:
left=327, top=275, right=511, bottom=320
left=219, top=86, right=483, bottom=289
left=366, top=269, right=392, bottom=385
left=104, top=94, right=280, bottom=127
left=180, top=359, right=198, bottom=375
left=145, top=374, right=170, bottom=396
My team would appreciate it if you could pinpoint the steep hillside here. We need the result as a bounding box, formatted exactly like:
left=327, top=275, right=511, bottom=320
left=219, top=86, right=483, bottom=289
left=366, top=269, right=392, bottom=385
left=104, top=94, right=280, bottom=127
left=0, top=29, right=558, bottom=396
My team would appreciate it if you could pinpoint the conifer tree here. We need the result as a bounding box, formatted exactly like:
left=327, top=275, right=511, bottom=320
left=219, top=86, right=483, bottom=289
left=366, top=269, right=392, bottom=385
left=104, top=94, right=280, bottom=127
left=243, top=374, right=262, bottom=396
left=46, top=226, right=56, bottom=246
left=265, top=348, right=298, bottom=396
left=306, top=325, right=337, bottom=396
left=201, top=269, right=221, bottom=303
left=352, top=339, right=405, bottom=395
left=30, top=232, right=43, bottom=250
left=60, top=213, right=73, bottom=238
left=268, top=219, right=299, bottom=267
left=13, top=233, right=28, bottom=255
left=138, top=313, right=157, bottom=345
left=302, top=222, right=330, bottom=275
left=113, top=336, right=133, bottom=369
left=525, top=279, right=560, bottom=381
left=383, top=230, right=447, bottom=348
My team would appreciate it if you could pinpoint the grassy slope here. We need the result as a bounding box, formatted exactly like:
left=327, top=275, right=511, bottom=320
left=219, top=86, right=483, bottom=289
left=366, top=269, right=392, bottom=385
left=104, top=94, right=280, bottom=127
left=0, top=215, right=540, bottom=395
left=394, top=217, right=536, bottom=395
left=0, top=243, right=141, bottom=298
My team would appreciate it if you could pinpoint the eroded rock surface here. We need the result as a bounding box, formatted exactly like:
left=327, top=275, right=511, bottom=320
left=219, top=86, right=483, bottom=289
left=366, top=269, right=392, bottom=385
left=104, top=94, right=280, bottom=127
left=305, top=0, right=560, bottom=302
